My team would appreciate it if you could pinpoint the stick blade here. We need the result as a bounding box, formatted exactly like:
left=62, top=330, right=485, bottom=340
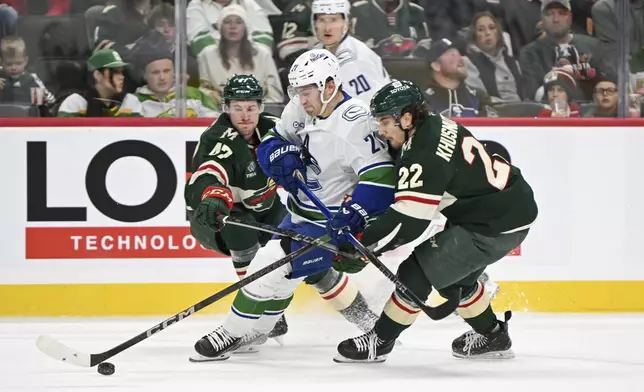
left=36, top=335, right=92, bottom=367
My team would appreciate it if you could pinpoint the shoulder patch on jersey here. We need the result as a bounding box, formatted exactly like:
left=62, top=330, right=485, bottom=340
left=342, top=104, right=369, bottom=122
left=336, top=49, right=356, bottom=67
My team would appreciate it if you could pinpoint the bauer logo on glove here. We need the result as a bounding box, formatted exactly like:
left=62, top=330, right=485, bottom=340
left=269, top=145, right=300, bottom=162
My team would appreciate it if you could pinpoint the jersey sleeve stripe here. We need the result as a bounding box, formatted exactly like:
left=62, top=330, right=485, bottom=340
left=359, top=161, right=395, bottom=175
left=189, top=160, right=229, bottom=186
left=395, top=191, right=442, bottom=203
left=358, top=181, right=395, bottom=189
left=359, top=166, right=396, bottom=188
left=392, top=199, right=438, bottom=220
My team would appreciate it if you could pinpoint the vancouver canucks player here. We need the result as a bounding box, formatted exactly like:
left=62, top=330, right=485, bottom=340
left=189, top=50, right=396, bottom=361
left=186, top=74, right=384, bottom=358
left=331, top=80, right=538, bottom=363
left=311, top=0, right=390, bottom=103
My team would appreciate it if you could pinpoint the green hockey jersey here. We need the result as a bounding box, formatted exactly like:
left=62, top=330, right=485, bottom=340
left=185, top=113, right=281, bottom=214
left=363, top=114, right=538, bottom=251
left=274, top=0, right=314, bottom=66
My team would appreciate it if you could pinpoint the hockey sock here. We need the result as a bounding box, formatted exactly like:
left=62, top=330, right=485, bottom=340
left=254, top=295, right=294, bottom=334
left=230, top=243, right=260, bottom=280
left=374, top=290, right=421, bottom=341
left=223, top=288, right=270, bottom=337
left=456, top=282, right=498, bottom=334
left=310, top=269, right=378, bottom=331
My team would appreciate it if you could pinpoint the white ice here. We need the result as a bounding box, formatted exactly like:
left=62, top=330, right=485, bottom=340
left=2, top=313, right=644, bottom=392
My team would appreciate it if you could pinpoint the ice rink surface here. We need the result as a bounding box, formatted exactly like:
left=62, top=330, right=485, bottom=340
left=1, top=312, right=643, bottom=392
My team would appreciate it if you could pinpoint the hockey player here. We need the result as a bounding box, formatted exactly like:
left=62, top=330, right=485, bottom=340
left=276, top=0, right=390, bottom=104
left=189, top=49, right=396, bottom=361
left=331, top=80, right=538, bottom=363
left=310, top=0, right=390, bottom=103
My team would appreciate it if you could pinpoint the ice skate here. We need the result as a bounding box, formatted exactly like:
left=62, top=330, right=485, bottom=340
left=233, top=329, right=268, bottom=354
left=452, top=311, right=514, bottom=359
left=267, top=314, right=288, bottom=345
left=334, top=329, right=396, bottom=363
left=189, top=326, right=242, bottom=362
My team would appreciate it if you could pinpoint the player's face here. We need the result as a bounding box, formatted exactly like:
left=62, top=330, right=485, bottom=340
left=437, top=49, right=467, bottom=81
left=228, top=100, right=261, bottom=140
left=376, top=115, right=406, bottom=149
left=542, top=5, right=571, bottom=39
left=547, top=85, right=568, bottom=103
left=145, top=59, right=174, bottom=95
left=314, top=14, right=345, bottom=47
left=221, top=15, right=246, bottom=42
left=292, top=85, right=323, bottom=115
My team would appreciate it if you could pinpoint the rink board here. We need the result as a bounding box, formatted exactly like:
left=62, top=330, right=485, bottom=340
left=1, top=117, right=644, bottom=316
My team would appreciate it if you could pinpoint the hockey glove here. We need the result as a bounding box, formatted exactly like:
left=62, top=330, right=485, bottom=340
left=194, top=186, right=234, bottom=231
left=326, top=202, right=369, bottom=245
left=256, top=138, right=307, bottom=195
left=332, top=239, right=369, bottom=274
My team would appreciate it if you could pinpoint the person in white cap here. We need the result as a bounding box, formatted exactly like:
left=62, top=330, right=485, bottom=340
left=197, top=4, right=284, bottom=105
left=187, top=0, right=274, bottom=58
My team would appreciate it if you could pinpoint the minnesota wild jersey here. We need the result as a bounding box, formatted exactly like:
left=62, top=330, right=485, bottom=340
left=274, top=0, right=314, bottom=67
left=363, top=114, right=538, bottom=252
left=185, top=113, right=281, bottom=214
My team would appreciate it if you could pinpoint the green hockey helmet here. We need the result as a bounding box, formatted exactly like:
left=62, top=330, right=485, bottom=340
left=370, top=79, right=425, bottom=120
left=223, top=74, right=264, bottom=103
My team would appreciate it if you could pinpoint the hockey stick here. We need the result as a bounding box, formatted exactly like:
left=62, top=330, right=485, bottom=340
left=293, top=171, right=460, bottom=321
left=216, top=215, right=359, bottom=259
left=35, top=241, right=318, bottom=368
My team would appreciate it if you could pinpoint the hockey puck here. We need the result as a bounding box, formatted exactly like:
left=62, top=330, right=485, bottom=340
left=97, top=362, right=115, bottom=376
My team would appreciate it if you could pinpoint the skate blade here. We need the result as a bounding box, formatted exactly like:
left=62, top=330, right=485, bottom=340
left=332, top=354, right=388, bottom=364
left=452, top=349, right=515, bottom=360
left=271, top=335, right=285, bottom=346
left=189, top=352, right=233, bottom=362
left=233, top=345, right=260, bottom=354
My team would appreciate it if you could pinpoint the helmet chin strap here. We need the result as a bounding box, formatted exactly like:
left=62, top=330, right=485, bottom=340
left=317, top=83, right=339, bottom=117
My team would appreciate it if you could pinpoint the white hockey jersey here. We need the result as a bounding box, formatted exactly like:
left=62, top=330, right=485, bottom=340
left=268, top=92, right=394, bottom=224
left=315, top=36, right=390, bottom=104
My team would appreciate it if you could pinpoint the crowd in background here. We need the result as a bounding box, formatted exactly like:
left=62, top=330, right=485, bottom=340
left=0, top=0, right=641, bottom=118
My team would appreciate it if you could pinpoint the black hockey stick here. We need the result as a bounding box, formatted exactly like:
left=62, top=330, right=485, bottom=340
left=216, top=215, right=359, bottom=259
left=35, top=241, right=318, bottom=368
left=293, top=171, right=460, bottom=321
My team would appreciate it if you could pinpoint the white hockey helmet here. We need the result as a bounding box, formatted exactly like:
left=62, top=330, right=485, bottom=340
left=288, top=48, right=342, bottom=115
left=311, top=0, right=351, bottom=38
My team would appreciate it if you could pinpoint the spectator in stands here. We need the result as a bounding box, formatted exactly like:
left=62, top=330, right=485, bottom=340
left=519, top=0, right=611, bottom=101
left=198, top=5, right=283, bottom=104
left=464, top=11, right=525, bottom=103
left=592, top=0, right=644, bottom=57
left=186, top=0, right=273, bottom=59
left=0, top=36, right=55, bottom=115
left=351, top=0, right=431, bottom=58
left=57, top=49, right=142, bottom=117
left=537, top=69, right=581, bottom=117
left=146, top=3, right=200, bottom=86
left=583, top=73, right=618, bottom=117
left=94, top=0, right=153, bottom=56
left=134, top=49, right=219, bottom=117
left=0, top=4, right=17, bottom=39
left=424, top=37, right=494, bottom=117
